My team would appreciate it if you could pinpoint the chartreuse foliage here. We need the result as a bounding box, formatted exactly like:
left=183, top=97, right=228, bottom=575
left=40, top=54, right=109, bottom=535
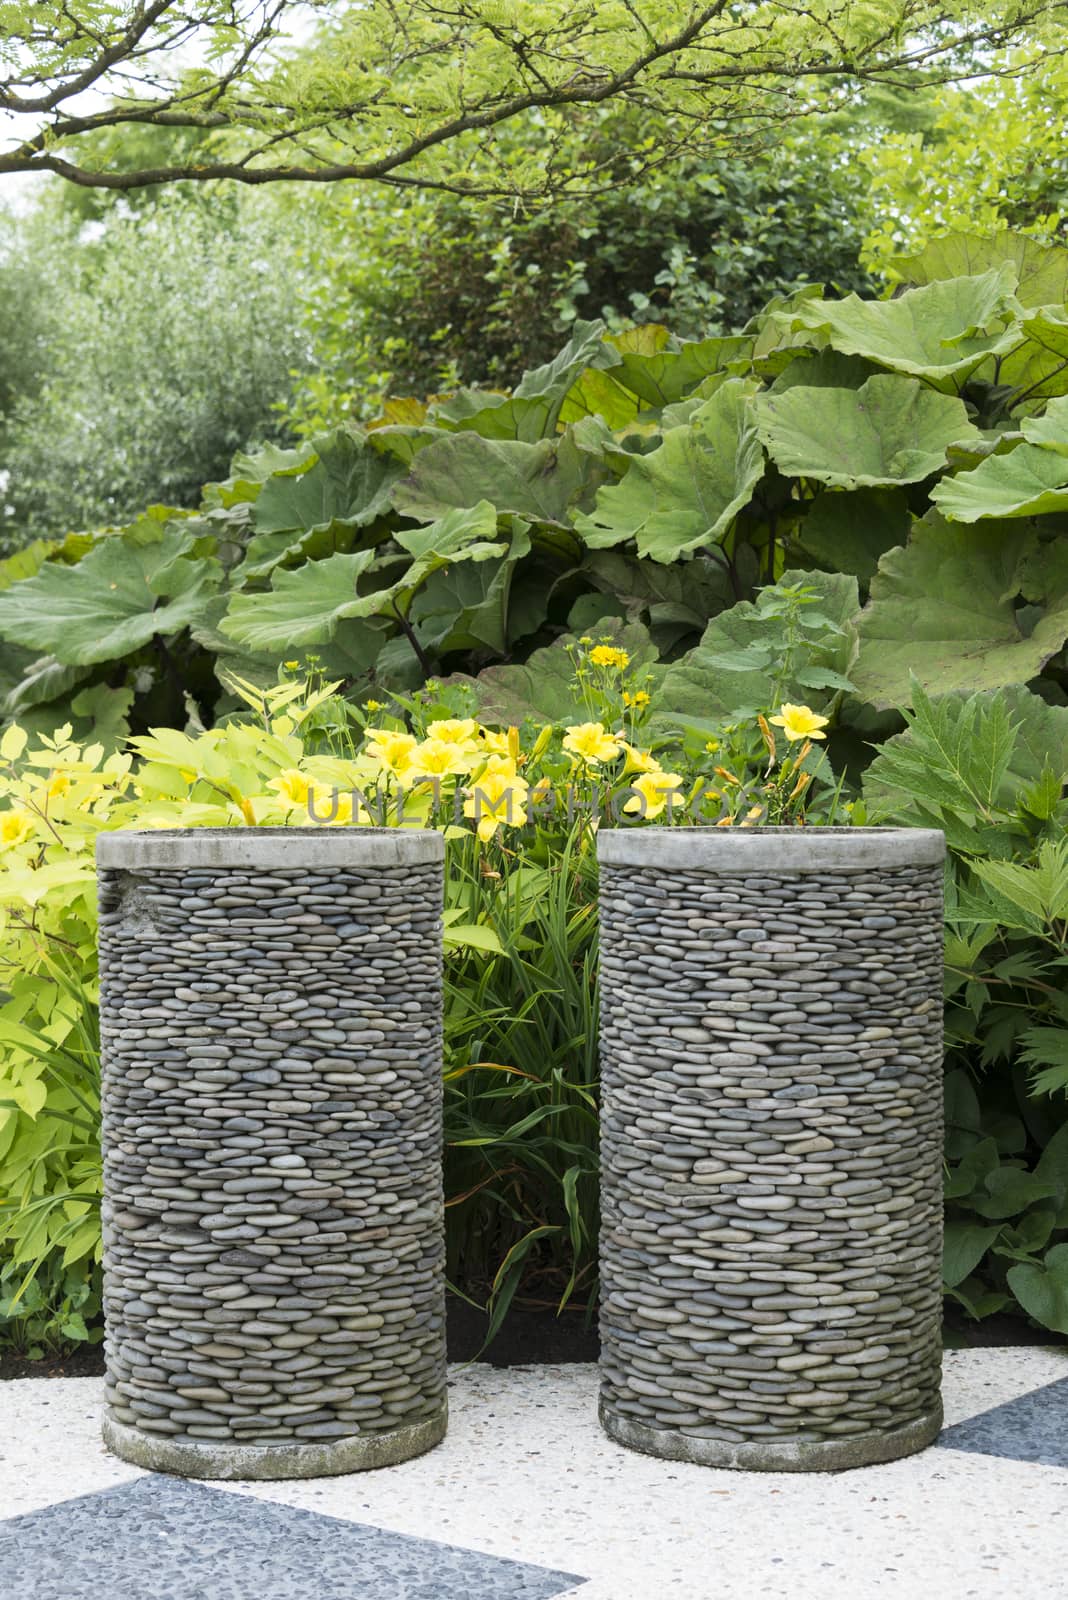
left=5, top=231, right=1068, bottom=1342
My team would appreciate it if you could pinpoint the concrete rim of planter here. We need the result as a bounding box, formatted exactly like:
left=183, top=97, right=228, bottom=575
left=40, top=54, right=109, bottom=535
left=597, top=824, right=944, bottom=872
left=95, top=826, right=444, bottom=870
left=102, top=1402, right=448, bottom=1481
left=599, top=1398, right=943, bottom=1472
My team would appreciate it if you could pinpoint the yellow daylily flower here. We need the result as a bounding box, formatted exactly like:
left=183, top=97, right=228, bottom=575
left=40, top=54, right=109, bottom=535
left=463, top=769, right=529, bottom=842
left=0, top=809, right=35, bottom=847
left=426, top=717, right=479, bottom=747
left=563, top=722, right=622, bottom=764
left=479, top=728, right=511, bottom=756
left=620, top=743, right=662, bottom=777
left=768, top=704, right=829, bottom=742
left=412, top=739, right=471, bottom=778
left=366, top=729, right=418, bottom=778
left=623, top=770, right=684, bottom=820
left=589, top=645, right=630, bottom=670
left=269, top=769, right=312, bottom=808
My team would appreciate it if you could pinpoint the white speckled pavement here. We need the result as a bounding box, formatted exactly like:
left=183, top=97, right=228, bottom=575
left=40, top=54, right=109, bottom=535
left=2, top=1350, right=1067, bottom=1599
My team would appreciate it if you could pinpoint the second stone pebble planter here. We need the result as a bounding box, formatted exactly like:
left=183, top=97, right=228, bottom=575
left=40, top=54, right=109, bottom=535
left=597, top=826, right=945, bottom=1471
left=96, top=828, right=447, bottom=1480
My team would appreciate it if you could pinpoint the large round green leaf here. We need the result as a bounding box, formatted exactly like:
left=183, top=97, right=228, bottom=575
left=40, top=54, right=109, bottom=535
left=782, top=268, right=1018, bottom=388
left=572, top=379, right=764, bottom=562
left=253, top=428, right=403, bottom=537
left=931, top=440, right=1068, bottom=522
left=893, top=233, right=1068, bottom=309
left=755, top=375, right=977, bottom=487
left=221, top=503, right=505, bottom=652
left=392, top=430, right=600, bottom=528
left=853, top=516, right=1068, bottom=707
left=0, top=526, right=220, bottom=666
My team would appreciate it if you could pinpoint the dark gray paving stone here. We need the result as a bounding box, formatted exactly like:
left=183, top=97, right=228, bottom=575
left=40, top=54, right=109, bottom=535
left=939, top=1375, right=1068, bottom=1467
left=0, top=1475, right=585, bottom=1600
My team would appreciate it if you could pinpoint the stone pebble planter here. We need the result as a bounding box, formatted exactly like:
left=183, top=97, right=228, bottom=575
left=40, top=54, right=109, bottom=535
left=597, top=826, right=945, bottom=1471
left=96, top=828, right=447, bottom=1480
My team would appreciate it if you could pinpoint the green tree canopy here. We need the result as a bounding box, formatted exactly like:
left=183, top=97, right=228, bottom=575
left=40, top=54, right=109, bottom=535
left=0, top=1, right=1064, bottom=196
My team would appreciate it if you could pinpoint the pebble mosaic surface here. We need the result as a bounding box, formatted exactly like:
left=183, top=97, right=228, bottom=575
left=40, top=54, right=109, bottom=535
left=97, top=857, right=447, bottom=1470
left=598, top=860, right=945, bottom=1466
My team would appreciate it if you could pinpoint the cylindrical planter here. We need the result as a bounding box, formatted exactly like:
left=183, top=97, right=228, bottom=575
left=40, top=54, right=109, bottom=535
left=597, top=826, right=945, bottom=1472
left=96, top=828, right=447, bottom=1481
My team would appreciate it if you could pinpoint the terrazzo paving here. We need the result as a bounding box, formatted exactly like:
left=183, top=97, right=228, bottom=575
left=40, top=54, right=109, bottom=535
left=2, top=1350, right=1067, bottom=1600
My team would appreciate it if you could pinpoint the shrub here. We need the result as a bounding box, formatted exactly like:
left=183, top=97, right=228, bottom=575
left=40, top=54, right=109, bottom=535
left=0, top=193, right=315, bottom=549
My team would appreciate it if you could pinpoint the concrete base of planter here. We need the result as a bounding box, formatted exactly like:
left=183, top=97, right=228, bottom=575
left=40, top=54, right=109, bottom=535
left=600, top=1398, right=943, bottom=1473
left=102, top=1401, right=448, bottom=1480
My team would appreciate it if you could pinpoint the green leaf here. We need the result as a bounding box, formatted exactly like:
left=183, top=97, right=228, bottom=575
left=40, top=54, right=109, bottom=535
left=452, top=620, right=660, bottom=726
left=0, top=526, right=220, bottom=666
left=656, top=569, right=858, bottom=724
left=253, top=429, right=402, bottom=536
left=573, top=379, right=764, bottom=562
left=970, top=1165, right=1060, bottom=1220
left=435, top=320, right=620, bottom=442
left=781, top=268, right=1019, bottom=388
left=864, top=684, right=1068, bottom=821
left=409, top=529, right=534, bottom=658
left=1007, top=1242, right=1068, bottom=1333
left=222, top=503, right=503, bottom=652
left=607, top=332, right=755, bottom=408
left=1019, top=1026, right=1068, bottom=1097
left=796, top=488, right=911, bottom=583
left=852, top=516, right=1068, bottom=708
left=581, top=549, right=733, bottom=652
left=755, top=375, right=976, bottom=488
left=997, top=305, right=1068, bottom=410
left=943, top=1221, right=1002, bottom=1288
left=392, top=429, right=599, bottom=527
left=932, top=440, right=1068, bottom=522
left=767, top=349, right=882, bottom=393
left=893, top=233, right=1068, bottom=309
left=442, top=922, right=505, bottom=955
left=1019, top=394, right=1068, bottom=456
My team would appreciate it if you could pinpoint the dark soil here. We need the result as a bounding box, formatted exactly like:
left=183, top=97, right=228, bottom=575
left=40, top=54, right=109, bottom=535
left=1, top=1304, right=1059, bottom=1380
left=0, top=1341, right=107, bottom=1382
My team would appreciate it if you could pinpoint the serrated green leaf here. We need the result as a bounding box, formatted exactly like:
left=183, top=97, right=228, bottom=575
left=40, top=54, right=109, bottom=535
left=253, top=429, right=402, bottom=536
left=392, top=429, right=600, bottom=527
